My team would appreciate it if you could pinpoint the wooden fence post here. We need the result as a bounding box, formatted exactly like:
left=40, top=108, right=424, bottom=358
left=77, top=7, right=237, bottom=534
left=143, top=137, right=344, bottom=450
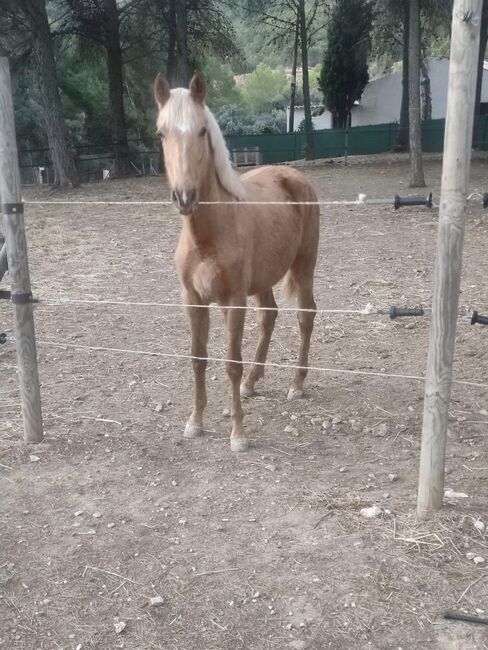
left=0, top=57, right=43, bottom=443
left=417, top=0, right=482, bottom=518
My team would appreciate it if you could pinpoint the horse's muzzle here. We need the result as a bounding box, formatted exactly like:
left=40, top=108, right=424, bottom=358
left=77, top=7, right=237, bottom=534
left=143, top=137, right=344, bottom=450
left=172, top=189, right=198, bottom=215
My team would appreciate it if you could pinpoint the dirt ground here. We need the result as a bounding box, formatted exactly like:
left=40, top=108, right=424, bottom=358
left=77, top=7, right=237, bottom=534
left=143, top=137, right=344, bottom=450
left=1, top=153, right=488, bottom=650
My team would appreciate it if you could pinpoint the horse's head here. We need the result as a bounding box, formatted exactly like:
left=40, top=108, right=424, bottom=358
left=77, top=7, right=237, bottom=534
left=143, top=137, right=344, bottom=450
left=154, top=73, right=210, bottom=215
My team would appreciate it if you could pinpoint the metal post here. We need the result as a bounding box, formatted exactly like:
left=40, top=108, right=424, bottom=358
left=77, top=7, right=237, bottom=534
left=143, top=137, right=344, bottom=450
left=0, top=58, right=43, bottom=443
left=417, top=1, right=482, bottom=518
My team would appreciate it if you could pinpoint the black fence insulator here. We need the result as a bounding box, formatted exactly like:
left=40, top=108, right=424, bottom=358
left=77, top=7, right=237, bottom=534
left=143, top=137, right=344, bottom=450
left=0, top=333, right=6, bottom=344
left=444, top=610, right=488, bottom=626
left=394, top=193, right=433, bottom=209
left=483, top=193, right=488, bottom=209
left=471, top=311, right=488, bottom=326
left=389, top=306, right=425, bottom=319
left=0, top=290, right=37, bottom=305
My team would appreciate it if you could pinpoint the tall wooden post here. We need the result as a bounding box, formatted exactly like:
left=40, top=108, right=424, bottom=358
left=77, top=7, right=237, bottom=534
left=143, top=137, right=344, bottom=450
left=417, top=1, right=482, bottom=518
left=0, top=57, right=43, bottom=443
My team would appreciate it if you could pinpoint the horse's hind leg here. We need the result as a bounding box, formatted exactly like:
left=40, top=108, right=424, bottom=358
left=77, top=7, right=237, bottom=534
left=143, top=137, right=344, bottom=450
left=183, top=292, right=210, bottom=438
left=241, top=289, right=278, bottom=397
left=288, top=274, right=316, bottom=401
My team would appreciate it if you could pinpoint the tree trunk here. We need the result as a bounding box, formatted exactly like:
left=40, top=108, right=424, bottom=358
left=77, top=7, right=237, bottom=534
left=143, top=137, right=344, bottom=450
left=166, top=0, right=177, bottom=83
left=103, top=0, right=130, bottom=177
left=30, top=0, right=79, bottom=187
left=166, top=0, right=189, bottom=87
left=472, top=0, right=488, bottom=148
left=298, top=0, right=314, bottom=160
left=408, top=0, right=425, bottom=187
left=176, top=0, right=189, bottom=86
left=420, top=60, right=432, bottom=122
left=288, top=14, right=300, bottom=133
left=395, top=0, right=410, bottom=151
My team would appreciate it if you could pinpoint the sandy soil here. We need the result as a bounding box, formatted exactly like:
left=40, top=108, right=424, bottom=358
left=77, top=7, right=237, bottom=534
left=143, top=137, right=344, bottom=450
left=1, top=153, right=488, bottom=649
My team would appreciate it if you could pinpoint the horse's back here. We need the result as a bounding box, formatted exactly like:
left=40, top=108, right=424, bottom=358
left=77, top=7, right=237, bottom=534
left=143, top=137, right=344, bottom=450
left=241, top=165, right=317, bottom=204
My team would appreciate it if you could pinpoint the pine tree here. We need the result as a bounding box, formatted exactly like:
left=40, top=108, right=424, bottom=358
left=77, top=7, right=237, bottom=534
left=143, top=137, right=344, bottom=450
left=319, top=0, right=373, bottom=129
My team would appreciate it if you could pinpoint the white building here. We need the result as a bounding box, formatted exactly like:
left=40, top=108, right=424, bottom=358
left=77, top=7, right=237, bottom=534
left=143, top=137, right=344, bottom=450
left=288, top=58, right=488, bottom=131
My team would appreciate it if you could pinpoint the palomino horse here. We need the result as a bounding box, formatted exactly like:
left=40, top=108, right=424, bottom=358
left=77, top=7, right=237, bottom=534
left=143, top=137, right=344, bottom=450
left=154, top=73, right=319, bottom=452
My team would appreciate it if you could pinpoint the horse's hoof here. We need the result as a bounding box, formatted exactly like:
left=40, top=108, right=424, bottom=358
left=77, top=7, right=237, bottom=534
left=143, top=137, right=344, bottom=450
left=183, top=422, right=204, bottom=438
left=230, top=437, right=249, bottom=452
left=287, top=387, right=304, bottom=401
left=240, top=385, right=255, bottom=398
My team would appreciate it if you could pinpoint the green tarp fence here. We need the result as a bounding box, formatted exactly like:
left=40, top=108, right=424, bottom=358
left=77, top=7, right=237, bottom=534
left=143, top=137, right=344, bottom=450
left=227, top=116, right=488, bottom=165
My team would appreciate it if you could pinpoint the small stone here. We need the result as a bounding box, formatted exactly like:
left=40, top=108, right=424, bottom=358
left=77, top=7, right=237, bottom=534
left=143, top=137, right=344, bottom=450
left=171, top=480, right=178, bottom=487
left=166, top=399, right=173, bottom=406
left=480, top=409, right=488, bottom=416
left=373, top=423, right=388, bottom=437
left=149, top=595, right=165, bottom=607
left=107, top=522, right=116, bottom=529
left=388, top=474, right=398, bottom=482
left=332, top=416, right=342, bottom=425
left=339, top=466, right=347, bottom=473
left=473, top=556, right=486, bottom=565
left=178, top=518, right=187, bottom=525
left=265, top=464, right=277, bottom=472
left=466, top=552, right=476, bottom=560
left=114, top=621, right=126, bottom=634
left=474, top=520, right=486, bottom=534
left=222, top=408, right=231, bottom=418
left=92, top=512, right=102, bottom=519
left=360, top=506, right=383, bottom=519
left=383, top=492, right=391, bottom=499
left=310, top=417, right=322, bottom=426
left=155, top=403, right=164, bottom=413
left=29, top=455, right=40, bottom=463
left=321, top=420, right=330, bottom=431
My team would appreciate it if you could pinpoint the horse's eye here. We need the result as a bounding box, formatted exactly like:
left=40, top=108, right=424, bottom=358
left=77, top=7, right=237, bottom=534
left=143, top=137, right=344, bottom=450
left=199, top=127, right=207, bottom=137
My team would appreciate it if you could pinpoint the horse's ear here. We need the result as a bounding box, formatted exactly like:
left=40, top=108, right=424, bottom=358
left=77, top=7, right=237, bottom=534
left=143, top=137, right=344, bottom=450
left=189, top=73, right=206, bottom=105
left=154, top=73, right=170, bottom=109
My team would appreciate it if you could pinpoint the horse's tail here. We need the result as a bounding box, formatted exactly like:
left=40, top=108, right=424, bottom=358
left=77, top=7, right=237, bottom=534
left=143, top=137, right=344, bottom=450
left=282, top=270, right=297, bottom=298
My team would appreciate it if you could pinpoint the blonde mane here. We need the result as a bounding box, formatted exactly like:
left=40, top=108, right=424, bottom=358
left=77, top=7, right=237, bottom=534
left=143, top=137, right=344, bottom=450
left=204, top=107, right=247, bottom=201
left=157, top=88, right=246, bottom=201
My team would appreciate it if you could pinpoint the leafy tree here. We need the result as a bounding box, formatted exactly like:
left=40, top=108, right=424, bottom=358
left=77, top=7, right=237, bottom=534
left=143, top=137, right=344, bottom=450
left=215, top=105, right=286, bottom=135
left=62, top=0, right=137, bottom=177
left=319, top=0, right=373, bottom=129
left=242, top=63, right=288, bottom=112
left=0, top=0, right=79, bottom=186
left=200, top=56, right=242, bottom=111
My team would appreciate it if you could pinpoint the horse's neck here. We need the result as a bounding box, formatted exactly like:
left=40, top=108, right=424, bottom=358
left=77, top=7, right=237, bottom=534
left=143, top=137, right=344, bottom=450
left=182, top=166, right=235, bottom=250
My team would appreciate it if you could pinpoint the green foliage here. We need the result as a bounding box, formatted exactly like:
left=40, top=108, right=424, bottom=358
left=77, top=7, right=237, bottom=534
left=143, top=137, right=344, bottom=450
left=319, top=0, right=373, bottom=128
left=242, top=63, right=288, bottom=113
left=57, top=45, right=111, bottom=144
left=215, top=105, right=286, bottom=135
left=297, top=118, right=315, bottom=133
left=200, top=56, right=242, bottom=111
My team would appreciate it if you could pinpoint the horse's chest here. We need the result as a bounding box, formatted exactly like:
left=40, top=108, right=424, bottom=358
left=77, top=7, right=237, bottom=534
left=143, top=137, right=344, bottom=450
left=177, top=253, right=227, bottom=302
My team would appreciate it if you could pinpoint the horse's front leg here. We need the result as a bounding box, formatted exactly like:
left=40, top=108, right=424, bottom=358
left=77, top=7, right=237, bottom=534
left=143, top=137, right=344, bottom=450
left=224, top=300, right=248, bottom=452
left=183, top=292, right=210, bottom=439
